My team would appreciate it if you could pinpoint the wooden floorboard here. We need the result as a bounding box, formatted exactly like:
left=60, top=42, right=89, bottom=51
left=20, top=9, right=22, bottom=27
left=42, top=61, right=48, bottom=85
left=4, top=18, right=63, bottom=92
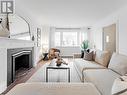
left=2, top=60, right=50, bottom=95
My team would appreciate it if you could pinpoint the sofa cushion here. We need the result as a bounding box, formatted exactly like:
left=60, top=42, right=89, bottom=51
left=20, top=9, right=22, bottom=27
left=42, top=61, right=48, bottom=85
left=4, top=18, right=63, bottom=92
left=74, top=59, right=106, bottom=78
left=111, top=76, right=127, bottom=95
left=84, top=69, right=120, bottom=95
left=108, top=53, right=127, bottom=75
left=95, top=50, right=110, bottom=67
left=6, top=83, right=101, bottom=95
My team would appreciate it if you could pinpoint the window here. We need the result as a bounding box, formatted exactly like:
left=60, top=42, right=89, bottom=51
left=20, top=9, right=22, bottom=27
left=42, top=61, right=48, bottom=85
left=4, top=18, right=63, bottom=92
left=55, top=32, right=60, bottom=46
left=54, top=28, right=88, bottom=47
left=62, top=32, right=77, bottom=46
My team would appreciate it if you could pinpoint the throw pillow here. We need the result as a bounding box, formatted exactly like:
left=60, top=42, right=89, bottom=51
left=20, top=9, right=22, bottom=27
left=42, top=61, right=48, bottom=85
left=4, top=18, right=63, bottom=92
left=95, top=50, right=110, bottom=67
left=84, top=51, right=93, bottom=61
left=112, top=76, right=127, bottom=95
left=108, top=53, right=127, bottom=75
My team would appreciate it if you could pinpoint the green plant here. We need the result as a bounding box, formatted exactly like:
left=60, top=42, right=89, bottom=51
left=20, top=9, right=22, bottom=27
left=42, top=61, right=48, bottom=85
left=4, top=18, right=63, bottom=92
left=81, top=40, right=89, bottom=50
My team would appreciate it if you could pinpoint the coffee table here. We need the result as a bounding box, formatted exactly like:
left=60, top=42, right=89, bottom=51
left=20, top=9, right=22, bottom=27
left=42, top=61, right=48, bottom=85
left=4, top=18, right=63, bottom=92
left=46, top=59, right=70, bottom=82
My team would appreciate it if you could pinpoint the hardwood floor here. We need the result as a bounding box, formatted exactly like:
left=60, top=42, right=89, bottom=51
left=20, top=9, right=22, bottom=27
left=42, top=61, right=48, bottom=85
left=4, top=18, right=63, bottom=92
left=2, top=58, right=73, bottom=94
left=2, top=59, right=50, bottom=95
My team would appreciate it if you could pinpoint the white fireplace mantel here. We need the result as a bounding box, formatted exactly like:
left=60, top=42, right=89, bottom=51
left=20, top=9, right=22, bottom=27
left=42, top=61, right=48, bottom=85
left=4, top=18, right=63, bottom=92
left=0, top=37, right=34, bottom=49
left=0, top=37, right=35, bottom=94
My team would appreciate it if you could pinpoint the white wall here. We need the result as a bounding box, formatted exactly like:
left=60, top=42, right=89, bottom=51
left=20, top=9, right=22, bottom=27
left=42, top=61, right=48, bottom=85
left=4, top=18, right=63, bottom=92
left=90, top=28, right=103, bottom=50
left=118, top=11, right=127, bottom=55
left=41, top=26, right=50, bottom=48
left=0, top=48, right=7, bottom=93
left=90, top=6, right=127, bottom=56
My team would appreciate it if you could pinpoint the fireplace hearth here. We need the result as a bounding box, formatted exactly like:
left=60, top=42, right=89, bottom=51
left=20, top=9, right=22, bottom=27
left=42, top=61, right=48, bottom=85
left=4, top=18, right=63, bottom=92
left=7, top=48, right=33, bottom=86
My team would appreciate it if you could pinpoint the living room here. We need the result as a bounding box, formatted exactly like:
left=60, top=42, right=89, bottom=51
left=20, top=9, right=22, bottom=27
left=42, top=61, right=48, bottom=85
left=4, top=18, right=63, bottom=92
left=0, top=0, right=127, bottom=95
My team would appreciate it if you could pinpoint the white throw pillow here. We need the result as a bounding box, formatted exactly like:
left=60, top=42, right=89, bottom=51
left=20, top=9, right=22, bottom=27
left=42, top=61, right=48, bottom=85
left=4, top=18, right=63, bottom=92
left=108, top=53, right=127, bottom=75
left=112, top=76, right=127, bottom=95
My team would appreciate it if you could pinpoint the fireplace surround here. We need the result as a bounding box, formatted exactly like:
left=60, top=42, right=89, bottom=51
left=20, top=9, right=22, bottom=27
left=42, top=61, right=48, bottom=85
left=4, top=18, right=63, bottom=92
left=7, top=48, right=33, bottom=86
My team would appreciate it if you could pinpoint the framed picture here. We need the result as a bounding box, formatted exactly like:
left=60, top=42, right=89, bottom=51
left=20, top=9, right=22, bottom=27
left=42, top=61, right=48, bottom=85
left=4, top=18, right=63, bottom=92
left=37, top=28, right=41, bottom=47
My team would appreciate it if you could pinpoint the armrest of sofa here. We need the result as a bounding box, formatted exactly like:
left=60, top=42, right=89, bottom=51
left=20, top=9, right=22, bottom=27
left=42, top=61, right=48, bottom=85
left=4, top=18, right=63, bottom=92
left=81, top=67, right=106, bottom=82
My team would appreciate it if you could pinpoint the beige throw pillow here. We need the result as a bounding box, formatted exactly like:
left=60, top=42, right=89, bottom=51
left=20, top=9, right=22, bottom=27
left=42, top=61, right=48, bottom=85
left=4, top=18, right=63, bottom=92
left=95, top=50, right=110, bottom=67
left=108, top=53, right=127, bottom=75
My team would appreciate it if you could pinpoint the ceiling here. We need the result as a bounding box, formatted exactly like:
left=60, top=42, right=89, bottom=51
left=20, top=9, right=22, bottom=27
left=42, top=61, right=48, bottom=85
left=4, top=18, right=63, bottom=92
left=15, top=0, right=127, bottom=27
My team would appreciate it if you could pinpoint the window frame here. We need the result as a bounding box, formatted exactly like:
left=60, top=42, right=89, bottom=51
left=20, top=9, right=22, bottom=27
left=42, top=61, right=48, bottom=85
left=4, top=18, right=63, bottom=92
left=54, top=29, right=87, bottom=47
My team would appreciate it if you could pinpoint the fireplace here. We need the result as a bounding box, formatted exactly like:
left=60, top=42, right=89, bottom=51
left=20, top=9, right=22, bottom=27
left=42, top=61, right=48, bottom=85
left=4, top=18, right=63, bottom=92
left=12, top=50, right=32, bottom=81
left=7, top=48, right=33, bottom=86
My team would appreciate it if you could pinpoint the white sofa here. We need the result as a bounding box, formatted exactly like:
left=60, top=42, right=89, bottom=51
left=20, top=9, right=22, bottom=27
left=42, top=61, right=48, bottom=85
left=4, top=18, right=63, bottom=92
left=74, top=50, right=110, bottom=81
left=74, top=51, right=127, bottom=95
left=5, top=51, right=127, bottom=95
left=6, top=83, right=101, bottom=95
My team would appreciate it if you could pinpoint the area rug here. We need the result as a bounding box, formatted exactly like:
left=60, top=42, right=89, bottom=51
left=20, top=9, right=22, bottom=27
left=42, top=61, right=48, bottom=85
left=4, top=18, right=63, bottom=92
left=27, top=60, right=81, bottom=83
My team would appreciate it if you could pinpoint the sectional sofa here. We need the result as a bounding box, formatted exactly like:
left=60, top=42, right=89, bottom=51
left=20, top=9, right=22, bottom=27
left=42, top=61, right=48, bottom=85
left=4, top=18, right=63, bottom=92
left=5, top=50, right=127, bottom=95
left=74, top=50, right=127, bottom=95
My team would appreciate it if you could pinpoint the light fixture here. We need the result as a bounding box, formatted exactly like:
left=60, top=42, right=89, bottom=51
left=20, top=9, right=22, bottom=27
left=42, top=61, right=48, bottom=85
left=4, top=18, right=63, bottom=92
left=106, top=36, right=109, bottom=43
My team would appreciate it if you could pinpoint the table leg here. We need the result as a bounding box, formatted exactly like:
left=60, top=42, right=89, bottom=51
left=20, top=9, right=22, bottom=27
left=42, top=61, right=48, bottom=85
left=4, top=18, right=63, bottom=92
left=68, top=68, right=70, bottom=82
left=46, top=68, right=48, bottom=82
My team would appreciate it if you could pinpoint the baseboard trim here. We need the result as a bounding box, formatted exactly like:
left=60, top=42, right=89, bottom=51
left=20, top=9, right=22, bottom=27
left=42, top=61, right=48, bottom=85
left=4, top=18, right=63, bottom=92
left=0, top=82, right=7, bottom=94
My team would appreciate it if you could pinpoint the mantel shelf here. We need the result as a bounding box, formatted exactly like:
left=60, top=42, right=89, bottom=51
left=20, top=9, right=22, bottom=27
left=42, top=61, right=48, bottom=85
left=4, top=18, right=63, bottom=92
left=0, top=37, right=35, bottom=49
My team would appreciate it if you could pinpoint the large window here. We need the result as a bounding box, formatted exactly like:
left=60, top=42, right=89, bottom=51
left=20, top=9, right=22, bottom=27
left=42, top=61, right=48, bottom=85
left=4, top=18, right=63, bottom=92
left=62, top=32, right=77, bottom=46
left=54, top=29, right=87, bottom=47
left=55, top=32, right=61, bottom=46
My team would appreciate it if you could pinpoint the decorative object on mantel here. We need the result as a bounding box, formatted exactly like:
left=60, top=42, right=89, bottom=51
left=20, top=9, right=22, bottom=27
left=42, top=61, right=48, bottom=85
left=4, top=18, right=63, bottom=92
left=0, top=14, right=10, bottom=37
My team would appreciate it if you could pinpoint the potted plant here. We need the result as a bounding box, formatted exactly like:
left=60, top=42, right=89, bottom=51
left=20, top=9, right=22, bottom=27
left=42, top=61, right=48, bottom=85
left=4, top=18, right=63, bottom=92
left=81, top=40, right=89, bottom=58
left=81, top=40, right=89, bottom=50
